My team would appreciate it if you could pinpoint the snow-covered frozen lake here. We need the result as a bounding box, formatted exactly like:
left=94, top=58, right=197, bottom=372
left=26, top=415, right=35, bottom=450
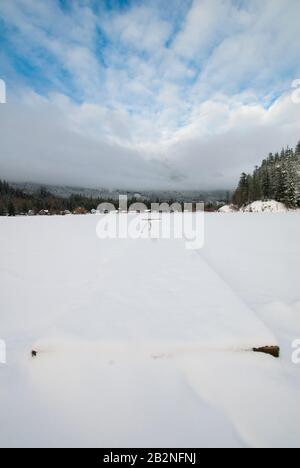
left=0, top=213, right=299, bottom=447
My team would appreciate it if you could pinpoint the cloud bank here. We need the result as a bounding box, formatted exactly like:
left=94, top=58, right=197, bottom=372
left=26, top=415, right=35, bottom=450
left=0, top=0, right=299, bottom=190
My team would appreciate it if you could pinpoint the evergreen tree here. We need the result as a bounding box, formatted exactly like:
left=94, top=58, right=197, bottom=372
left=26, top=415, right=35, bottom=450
left=295, top=141, right=300, bottom=206
left=252, top=167, right=262, bottom=201
left=232, top=142, right=300, bottom=208
left=261, top=168, right=271, bottom=199
left=238, top=173, right=250, bottom=206
left=0, top=204, right=6, bottom=216
left=8, top=201, right=16, bottom=217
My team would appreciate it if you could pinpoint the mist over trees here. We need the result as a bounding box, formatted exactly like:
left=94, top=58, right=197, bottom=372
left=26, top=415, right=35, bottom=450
left=2, top=140, right=300, bottom=215
left=232, top=141, right=300, bottom=208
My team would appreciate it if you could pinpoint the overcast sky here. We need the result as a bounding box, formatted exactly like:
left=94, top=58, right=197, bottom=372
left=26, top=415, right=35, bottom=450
left=0, top=0, right=300, bottom=190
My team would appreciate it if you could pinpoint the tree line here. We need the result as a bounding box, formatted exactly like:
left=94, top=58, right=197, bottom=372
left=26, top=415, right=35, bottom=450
left=0, top=182, right=119, bottom=216
left=232, top=141, right=300, bottom=208
left=0, top=182, right=211, bottom=215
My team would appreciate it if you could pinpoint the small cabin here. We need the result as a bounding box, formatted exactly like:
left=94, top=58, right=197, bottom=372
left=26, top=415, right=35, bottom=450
left=73, top=207, right=88, bottom=215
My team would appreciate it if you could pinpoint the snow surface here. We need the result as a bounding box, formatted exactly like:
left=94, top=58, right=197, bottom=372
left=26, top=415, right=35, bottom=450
left=0, top=214, right=299, bottom=448
left=219, top=200, right=289, bottom=213
left=242, top=200, right=288, bottom=213
left=218, top=204, right=238, bottom=213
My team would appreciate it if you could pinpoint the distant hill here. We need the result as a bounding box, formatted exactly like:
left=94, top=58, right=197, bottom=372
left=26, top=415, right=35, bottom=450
left=1, top=179, right=231, bottom=216
left=10, top=182, right=120, bottom=200
left=11, top=182, right=231, bottom=204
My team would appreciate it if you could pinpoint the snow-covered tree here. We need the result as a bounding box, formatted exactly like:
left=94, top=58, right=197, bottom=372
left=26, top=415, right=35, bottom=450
left=232, top=142, right=300, bottom=208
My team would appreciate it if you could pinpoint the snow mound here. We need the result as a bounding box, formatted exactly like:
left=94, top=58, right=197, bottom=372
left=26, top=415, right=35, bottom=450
left=242, top=200, right=288, bottom=213
left=218, top=204, right=238, bottom=213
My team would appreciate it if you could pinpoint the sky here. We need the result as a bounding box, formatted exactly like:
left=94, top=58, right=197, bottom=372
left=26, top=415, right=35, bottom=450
left=0, top=0, right=299, bottom=190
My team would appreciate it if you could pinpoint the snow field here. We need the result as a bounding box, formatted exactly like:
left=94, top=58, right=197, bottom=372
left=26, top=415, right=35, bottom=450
left=0, top=213, right=299, bottom=447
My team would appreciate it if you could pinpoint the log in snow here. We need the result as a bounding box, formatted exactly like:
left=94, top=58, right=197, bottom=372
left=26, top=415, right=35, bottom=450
left=253, top=346, right=280, bottom=358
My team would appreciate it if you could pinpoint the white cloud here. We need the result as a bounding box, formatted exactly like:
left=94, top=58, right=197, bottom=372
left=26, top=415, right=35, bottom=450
left=190, top=0, right=300, bottom=98
left=100, top=5, right=172, bottom=53
left=0, top=88, right=299, bottom=190
left=0, top=0, right=299, bottom=190
left=173, top=0, right=234, bottom=59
